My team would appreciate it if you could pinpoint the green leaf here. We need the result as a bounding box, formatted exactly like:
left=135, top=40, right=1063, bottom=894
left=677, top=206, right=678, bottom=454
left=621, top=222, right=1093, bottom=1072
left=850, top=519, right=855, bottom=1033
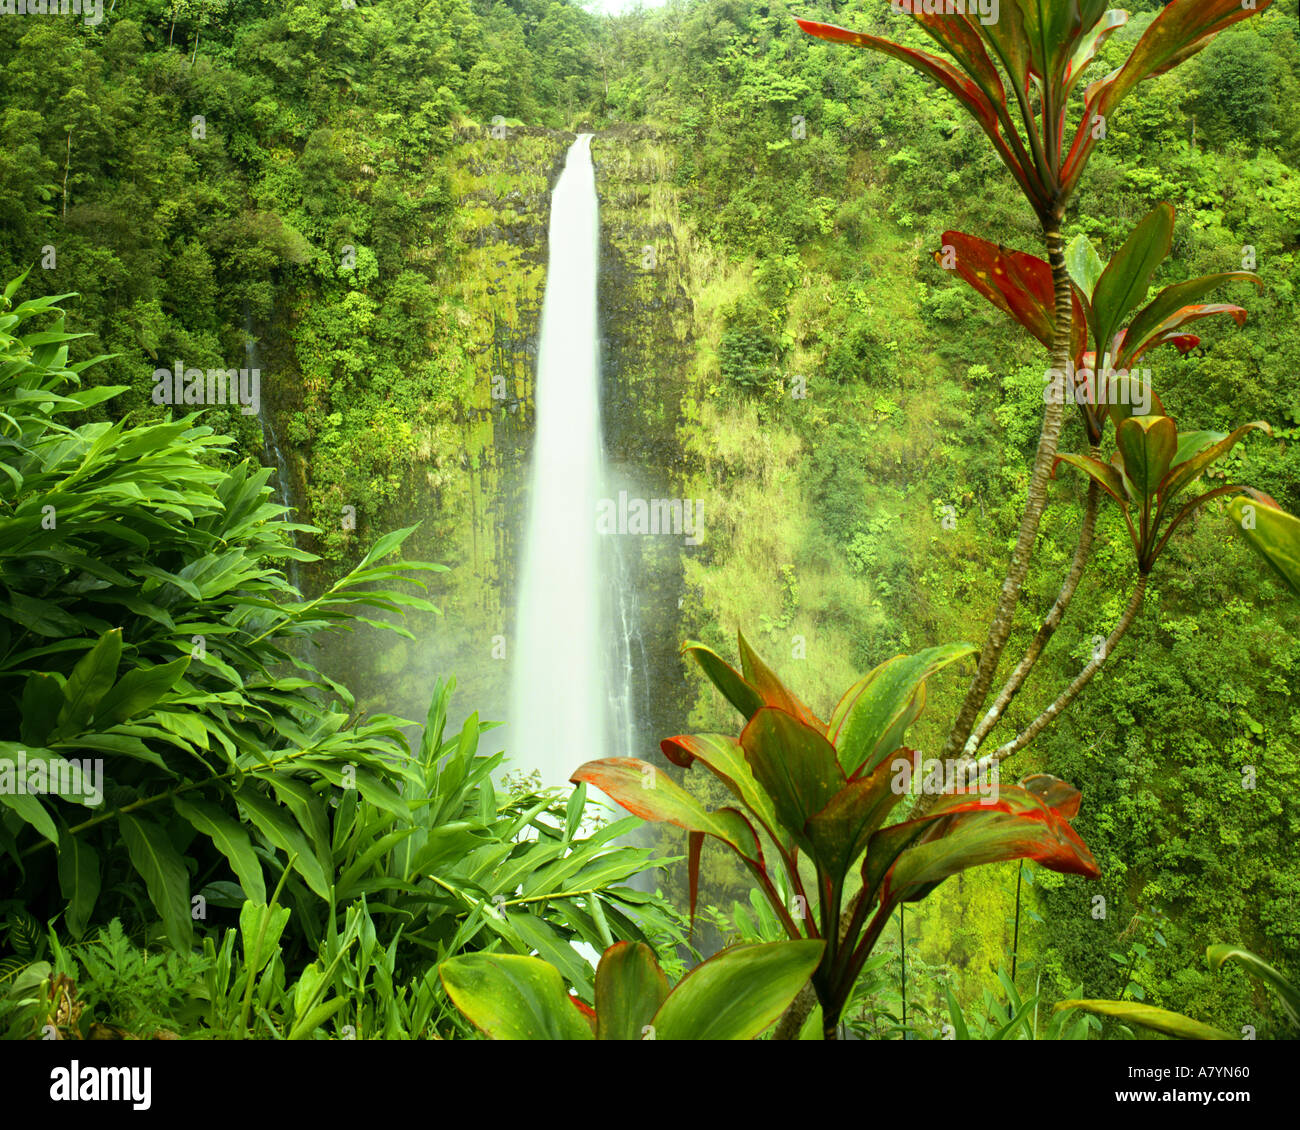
left=1207, top=944, right=1300, bottom=1030
left=119, top=812, right=193, bottom=950
left=440, top=953, right=595, bottom=1040
left=650, top=940, right=824, bottom=1040
left=739, top=707, right=842, bottom=845
left=93, top=656, right=191, bottom=728
left=0, top=792, right=58, bottom=847
left=1116, top=415, right=1178, bottom=503
left=1054, top=999, right=1230, bottom=1040
left=234, top=788, right=331, bottom=900
left=1118, top=272, right=1260, bottom=367
left=1158, top=422, right=1267, bottom=510
left=1228, top=497, right=1300, bottom=598
left=682, top=641, right=763, bottom=719
left=174, top=796, right=266, bottom=904
left=240, top=900, right=292, bottom=975
left=594, top=941, right=671, bottom=1041
left=828, top=644, right=977, bottom=776
left=570, top=758, right=760, bottom=863
left=1065, top=233, right=1104, bottom=298
left=1053, top=452, right=1128, bottom=506
left=53, top=629, right=122, bottom=736
left=1091, top=203, right=1174, bottom=363
left=57, top=832, right=99, bottom=938
left=660, top=731, right=782, bottom=841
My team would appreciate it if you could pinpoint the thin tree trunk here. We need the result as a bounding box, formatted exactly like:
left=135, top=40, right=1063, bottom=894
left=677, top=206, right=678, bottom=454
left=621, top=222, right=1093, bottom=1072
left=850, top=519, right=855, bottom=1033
left=62, top=129, right=72, bottom=220
left=964, top=468, right=1101, bottom=756
left=938, top=219, right=1073, bottom=768
left=987, top=573, right=1149, bottom=765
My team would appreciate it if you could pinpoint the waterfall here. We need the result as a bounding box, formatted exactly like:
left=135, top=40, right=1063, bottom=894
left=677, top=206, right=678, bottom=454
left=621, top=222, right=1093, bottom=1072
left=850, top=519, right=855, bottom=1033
left=510, top=135, right=607, bottom=788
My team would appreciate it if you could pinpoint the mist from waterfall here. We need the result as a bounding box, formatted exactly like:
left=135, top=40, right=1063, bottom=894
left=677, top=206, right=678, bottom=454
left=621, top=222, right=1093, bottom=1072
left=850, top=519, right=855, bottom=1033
left=510, top=134, right=607, bottom=788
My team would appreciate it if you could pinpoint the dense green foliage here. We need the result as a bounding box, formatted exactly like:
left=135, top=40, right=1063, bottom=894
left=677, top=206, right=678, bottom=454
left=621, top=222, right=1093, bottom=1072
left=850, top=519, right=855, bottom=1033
left=0, top=0, right=1297, bottom=1040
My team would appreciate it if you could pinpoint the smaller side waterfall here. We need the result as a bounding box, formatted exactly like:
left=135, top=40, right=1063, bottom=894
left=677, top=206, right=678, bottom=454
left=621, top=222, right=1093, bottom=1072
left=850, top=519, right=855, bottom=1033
left=243, top=307, right=302, bottom=592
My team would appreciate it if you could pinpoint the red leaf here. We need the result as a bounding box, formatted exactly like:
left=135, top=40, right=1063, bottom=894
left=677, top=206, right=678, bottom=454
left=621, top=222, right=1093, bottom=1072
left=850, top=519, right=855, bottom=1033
left=1062, top=0, right=1273, bottom=195
left=938, top=230, right=1086, bottom=362
left=796, top=18, right=1044, bottom=209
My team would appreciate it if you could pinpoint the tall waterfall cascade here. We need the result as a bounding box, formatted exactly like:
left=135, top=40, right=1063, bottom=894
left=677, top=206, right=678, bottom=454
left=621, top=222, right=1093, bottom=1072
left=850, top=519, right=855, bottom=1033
left=510, top=134, right=609, bottom=787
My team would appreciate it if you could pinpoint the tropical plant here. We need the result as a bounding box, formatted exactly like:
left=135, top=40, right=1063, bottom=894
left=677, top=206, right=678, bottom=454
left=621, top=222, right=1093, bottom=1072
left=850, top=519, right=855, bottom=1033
left=571, top=633, right=1102, bottom=1038
left=0, top=278, right=679, bottom=983
left=796, top=2, right=1283, bottom=786
left=441, top=936, right=825, bottom=1040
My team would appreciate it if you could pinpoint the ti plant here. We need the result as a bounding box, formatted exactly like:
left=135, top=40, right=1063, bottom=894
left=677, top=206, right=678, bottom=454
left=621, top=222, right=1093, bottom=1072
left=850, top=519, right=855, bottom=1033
left=938, top=203, right=1261, bottom=447
left=797, top=2, right=1280, bottom=789
left=572, top=634, right=1102, bottom=1039
left=440, top=938, right=824, bottom=1040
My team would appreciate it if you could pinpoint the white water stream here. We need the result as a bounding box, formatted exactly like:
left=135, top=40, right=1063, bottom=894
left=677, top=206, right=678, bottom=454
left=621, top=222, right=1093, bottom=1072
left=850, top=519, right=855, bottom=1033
left=510, top=135, right=609, bottom=787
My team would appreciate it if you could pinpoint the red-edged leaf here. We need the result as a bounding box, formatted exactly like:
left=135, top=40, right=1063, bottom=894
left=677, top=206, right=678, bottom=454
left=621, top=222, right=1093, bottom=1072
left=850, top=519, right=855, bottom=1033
left=570, top=994, right=598, bottom=1034
left=1063, top=0, right=1273, bottom=195
left=1053, top=453, right=1128, bottom=506
left=594, top=941, right=670, bottom=1042
left=797, top=19, right=1044, bottom=208
left=1117, top=267, right=1259, bottom=367
left=804, top=758, right=903, bottom=883
left=737, top=631, right=825, bottom=732
left=869, top=784, right=1100, bottom=913
left=660, top=732, right=783, bottom=844
left=1063, top=9, right=1129, bottom=99
left=682, top=641, right=763, bottom=720
left=570, top=758, right=762, bottom=863
left=1116, top=415, right=1178, bottom=502
left=740, top=707, right=843, bottom=848
left=827, top=643, right=977, bottom=778
left=938, top=231, right=1087, bottom=361
left=1020, top=773, right=1082, bottom=819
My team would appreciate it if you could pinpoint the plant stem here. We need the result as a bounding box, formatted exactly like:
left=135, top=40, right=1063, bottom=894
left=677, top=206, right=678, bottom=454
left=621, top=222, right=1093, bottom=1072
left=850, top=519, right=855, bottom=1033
left=986, top=573, right=1149, bottom=766
left=965, top=468, right=1101, bottom=757
left=939, top=219, right=1072, bottom=767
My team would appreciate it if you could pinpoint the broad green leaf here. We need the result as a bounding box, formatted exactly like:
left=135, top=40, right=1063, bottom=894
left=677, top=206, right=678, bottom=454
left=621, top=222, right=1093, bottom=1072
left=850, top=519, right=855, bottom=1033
left=1158, top=422, right=1267, bottom=510
left=829, top=644, right=977, bottom=776
left=235, top=788, right=331, bottom=899
left=120, top=812, right=193, bottom=950
left=570, top=758, right=760, bottom=862
left=682, top=641, right=762, bottom=719
left=1091, top=203, right=1174, bottom=364
left=594, top=941, right=670, bottom=1041
left=56, top=832, right=99, bottom=938
left=0, top=792, right=58, bottom=847
left=1207, top=944, right=1299, bottom=1030
left=1054, top=999, right=1230, bottom=1040
left=93, top=656, right=191, bottom=728
left=240, top=900, right=292, bottom=974
left=1065, top=234, right=1105, bottom=298
left=440, top=953, right=595, bottom=1040
left=53, top=628, right=122, bottom=736
left=739, top=707, right=842, bottom=844
left=1053, top=454, right=1127, bottom=507
left=1116, top=415, right=1177, bottom=502
left=660, top=732, right=782, bottom=841
left=174, top=796, right=266, bottom=903
left=1228, top=497, right=1300, bottom=598
left=650, top=940, right=824, bottom=1040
